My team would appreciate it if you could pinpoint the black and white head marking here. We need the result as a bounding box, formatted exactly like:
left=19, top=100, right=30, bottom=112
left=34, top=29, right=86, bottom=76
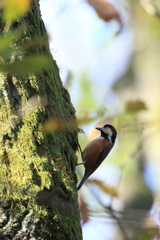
left=96, top=124, right=117, bottom=143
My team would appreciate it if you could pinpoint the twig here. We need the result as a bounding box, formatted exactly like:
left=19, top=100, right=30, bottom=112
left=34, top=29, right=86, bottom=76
left=87, top=181, right=130, bottom=240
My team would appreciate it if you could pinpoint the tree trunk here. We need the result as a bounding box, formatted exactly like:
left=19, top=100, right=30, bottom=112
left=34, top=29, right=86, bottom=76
left=0, top=1, right=82, bottom=239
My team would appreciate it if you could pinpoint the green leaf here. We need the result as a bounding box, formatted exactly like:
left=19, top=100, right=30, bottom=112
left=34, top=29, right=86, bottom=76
left=0, top=32, right=19, bottom=59
left=0, top=55, right=52, bottom=75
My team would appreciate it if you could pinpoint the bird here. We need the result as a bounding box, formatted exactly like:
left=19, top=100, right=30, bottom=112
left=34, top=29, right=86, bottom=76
left=77, top=124, right=117, bottom=190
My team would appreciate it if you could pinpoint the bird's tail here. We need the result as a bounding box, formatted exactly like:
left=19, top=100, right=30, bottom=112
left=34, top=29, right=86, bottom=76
left=77, top=174, right=88, bottom=191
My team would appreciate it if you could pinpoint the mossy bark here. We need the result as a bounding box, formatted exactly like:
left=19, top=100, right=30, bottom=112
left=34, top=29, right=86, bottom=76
left=0, top=1, right=82, bottom=239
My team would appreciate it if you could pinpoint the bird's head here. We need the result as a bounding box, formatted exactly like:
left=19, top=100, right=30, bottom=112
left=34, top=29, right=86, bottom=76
left=96, top=124, right=117, bottom=143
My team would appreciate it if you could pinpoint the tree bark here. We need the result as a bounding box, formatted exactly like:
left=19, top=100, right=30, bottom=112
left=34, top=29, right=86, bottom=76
left=0, top=1, right=82, bottom=239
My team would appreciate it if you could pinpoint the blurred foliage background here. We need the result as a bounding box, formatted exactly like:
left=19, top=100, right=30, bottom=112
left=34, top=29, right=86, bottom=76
left=1, top=0, right=160, bottom=239
left=39, top=0, right=160, bottom=239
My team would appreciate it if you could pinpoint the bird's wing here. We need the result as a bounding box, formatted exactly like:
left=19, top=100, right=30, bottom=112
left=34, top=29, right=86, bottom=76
left=92, top=144, right=112, bottom=173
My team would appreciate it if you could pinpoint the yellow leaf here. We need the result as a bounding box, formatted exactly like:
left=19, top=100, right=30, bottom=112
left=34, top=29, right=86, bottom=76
left=90, top=179, right=118, bottom=197
left=3, top=0, right=31, bottom=22
left=40, top=117, right=77, bottom=133
left=40, top=118, right=64, bottom=133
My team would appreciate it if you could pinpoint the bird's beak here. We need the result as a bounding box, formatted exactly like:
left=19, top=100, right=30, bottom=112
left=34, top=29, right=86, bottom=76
left=95, top=127, right=102, bottom=131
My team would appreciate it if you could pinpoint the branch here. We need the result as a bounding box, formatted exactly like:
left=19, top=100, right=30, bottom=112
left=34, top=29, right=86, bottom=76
left=86, top=181, right=130, bottom=240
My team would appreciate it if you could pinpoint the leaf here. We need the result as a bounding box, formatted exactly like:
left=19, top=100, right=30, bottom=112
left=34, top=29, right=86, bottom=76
left=90, top=179, right=118, bottom=197
left=0, top=55, right=52, bottom=75
left=0, top=32, right=19, bottom=59
left=87, top=0, right=122, bottom=26
left=137, top=229, right=157, bottom=240
left=125, top=100, right=147, bottom=113
left=40, top=118, right=64, bottom=133
left=40, top=117, right=77, bottom=133
left=21, top=37, right=46, bottom=51
left=79, top=197, right=90, bottom=225
left=3, top=0, right=31, bottom=22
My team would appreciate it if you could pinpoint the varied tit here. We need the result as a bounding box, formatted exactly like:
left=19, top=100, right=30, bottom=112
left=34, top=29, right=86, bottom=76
left=77, top=124, right=117, bottom=190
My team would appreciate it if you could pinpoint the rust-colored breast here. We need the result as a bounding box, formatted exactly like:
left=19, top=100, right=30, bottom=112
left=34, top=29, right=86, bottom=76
left=82, top=137, right=114, bottom=176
